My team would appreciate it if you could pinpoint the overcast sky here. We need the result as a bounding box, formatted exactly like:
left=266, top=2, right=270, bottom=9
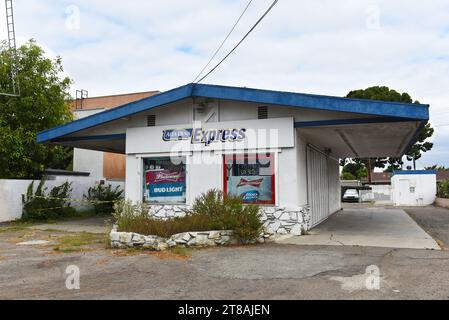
left=1, top=0, right=449, bottom=168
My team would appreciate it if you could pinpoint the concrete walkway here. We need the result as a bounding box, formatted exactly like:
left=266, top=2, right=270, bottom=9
left=277, top=207, right=440, bottom=250
left=30, top=216, right=111, bottom=234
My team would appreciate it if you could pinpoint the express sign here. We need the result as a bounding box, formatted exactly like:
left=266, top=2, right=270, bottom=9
left=163, top=128, right=247, bottom=146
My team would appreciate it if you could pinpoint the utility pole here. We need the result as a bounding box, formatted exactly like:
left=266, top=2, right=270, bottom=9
left=1, top=0, right=20, bottom=97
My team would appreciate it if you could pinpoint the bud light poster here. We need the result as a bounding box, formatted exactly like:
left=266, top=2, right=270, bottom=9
left=145, top=170, right=186, bottom=202
left=228, top=176, right=273, bottom=203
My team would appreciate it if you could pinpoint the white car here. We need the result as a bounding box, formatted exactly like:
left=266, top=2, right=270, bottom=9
left=343, top=189, right=360, bottom=202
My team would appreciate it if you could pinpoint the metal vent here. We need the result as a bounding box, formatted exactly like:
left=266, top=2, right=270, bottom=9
left=258, top=106, right=268, bottom=119
left=147, top=115, right=156, bottom=127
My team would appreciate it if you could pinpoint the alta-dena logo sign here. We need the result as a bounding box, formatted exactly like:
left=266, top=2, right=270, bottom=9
left=163, top=128, right=247, bottom=146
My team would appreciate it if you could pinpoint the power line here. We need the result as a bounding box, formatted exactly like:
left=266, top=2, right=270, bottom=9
left=192, top=0, right=254, bottom=84
left=195, top=0, right=279, bottom=84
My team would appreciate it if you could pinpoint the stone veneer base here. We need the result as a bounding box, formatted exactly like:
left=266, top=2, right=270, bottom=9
left=110, top=204, right=311, bottom=250
left=110, top=227, right=238, bottom=251
left=148, top=204, right=311, bottom=236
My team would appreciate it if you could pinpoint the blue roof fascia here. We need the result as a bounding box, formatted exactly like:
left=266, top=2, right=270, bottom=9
left=294, top=117, right=418, bottom=128
left=52, top=134, right=126, bottom=143
left=37, top=84, right=194, bottom=143
left=192, top=84, right=430, bottom=121
left=393, top=170, right=437, bottom=176
left=37, top=83, right=429, bottom=144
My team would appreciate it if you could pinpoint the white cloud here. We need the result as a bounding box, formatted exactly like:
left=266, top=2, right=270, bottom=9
left=1, top=0, right=449, bottom=167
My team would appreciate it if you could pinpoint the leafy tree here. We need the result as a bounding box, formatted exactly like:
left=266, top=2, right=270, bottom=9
left=425, top=165, right=449, bottom=171
left=384, top=157, right=404, bottom=172
left=0, top=40, right=73, bottom=179
left=345, top=86, right=434, bottom=179
left=341, top=161, right=368, bottom=180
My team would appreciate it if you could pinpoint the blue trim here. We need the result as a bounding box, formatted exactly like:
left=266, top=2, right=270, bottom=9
left=192, top=84, right=429, bottom=120
left=51, top=134, right=126, bottom=143
left=37, top=83, right=430, bottom=143
left=393, top=170, right=437, bottom=176
left=37, top=84, right=194, bottom=143
left=295, top=117, right=417, bottom=128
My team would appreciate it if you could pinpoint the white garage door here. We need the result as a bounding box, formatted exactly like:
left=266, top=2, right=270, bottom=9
left=307, top=145, right=340, bottom=228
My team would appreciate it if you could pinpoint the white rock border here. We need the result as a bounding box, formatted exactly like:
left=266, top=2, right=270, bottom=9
left=110, top=225, right=274, bottom=251
left=111, top=227, right=230, bottom=251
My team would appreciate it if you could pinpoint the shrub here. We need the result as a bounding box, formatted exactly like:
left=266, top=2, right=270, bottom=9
left=84, top=184, right=124, bottom=215
left=188, top=190, right=263, bottom=243
left=22, top=179, right=76, bottom=221
left=113, top=200, right=215, bottom=238
left=437, top=180, right=449, bottom=199
left=341, top=172, right=356, bottom=180
left=113, top=190, right=263, bottom=243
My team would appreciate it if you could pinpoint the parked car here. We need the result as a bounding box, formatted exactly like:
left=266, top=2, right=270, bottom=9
left=343, top=189, right=360, bottom=202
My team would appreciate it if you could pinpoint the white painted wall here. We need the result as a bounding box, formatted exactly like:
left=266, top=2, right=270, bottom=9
left=187, top=152, right=222, bottom=204
left=360, top=185, right=392, bottom=204
left=126, top=118, right=295, bottom=154
left=391, top=173, right=437, bottom=206
left=73, top=148, right=104, bottom=179
left=124, top=117, right=301, bottom=208
left=73, top=109, right=106, bottom=178
left=278, top=147, right=300, bottom=207
left=295, top=133, right=308, bottom=206
left=328, top=157, right=342, bottom=214
left=66, top=99, right=373, bottom=140
left=125, top=155, right=142, bottom=203
left=0, top=177, right=125, bottom=222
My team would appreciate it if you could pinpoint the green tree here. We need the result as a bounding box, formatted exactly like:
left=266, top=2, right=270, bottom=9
left=346, top=86, right=434, bottom=176
left=0, top=40, right=73, bottom=179
left=425, top=165, right=449, bottom=171
left=341, top=161, right=368, bottom=180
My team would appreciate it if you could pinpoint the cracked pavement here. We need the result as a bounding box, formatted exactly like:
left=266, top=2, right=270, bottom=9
left=1, top=206, right=449, bottom=300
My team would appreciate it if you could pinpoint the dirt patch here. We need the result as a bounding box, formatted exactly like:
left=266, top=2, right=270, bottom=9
left=95, top=258, right=109, bottom=265
left=110, top=247, right=193, bottom=260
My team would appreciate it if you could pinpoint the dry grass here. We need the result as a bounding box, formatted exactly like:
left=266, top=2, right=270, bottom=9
left=117, top=214, right=223, bottom=238
left=52, top=232, right=104, bottom=253
left=110, top=247, right=193, bottom=260
left=0, top=223, right=33, bottom=234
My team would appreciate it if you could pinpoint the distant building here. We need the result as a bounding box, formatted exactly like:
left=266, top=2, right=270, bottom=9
left=71, top=90, right=160, bottom=180
left=361, top=171, right=449, bottom=185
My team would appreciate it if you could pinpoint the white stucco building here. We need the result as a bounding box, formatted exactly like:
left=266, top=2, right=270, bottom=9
left=37, top=84, right=429, bottom=235
left=391, top=170, right=437, bottom=206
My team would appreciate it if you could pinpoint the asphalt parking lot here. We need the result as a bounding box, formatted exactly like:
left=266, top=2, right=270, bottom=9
left=1, top=206, right=449, bottom=300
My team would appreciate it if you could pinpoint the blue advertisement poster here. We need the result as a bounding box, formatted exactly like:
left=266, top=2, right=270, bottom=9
left=228, top=176, right=273, bottom=203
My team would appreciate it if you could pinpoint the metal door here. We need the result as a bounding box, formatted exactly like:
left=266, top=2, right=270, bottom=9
left=397, top=179, right=410, bottom=205
left=307, top=146, right=330, bottom=227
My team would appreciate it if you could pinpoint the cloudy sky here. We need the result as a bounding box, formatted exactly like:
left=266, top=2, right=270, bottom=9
left=1, top=0, right=449, bottom=168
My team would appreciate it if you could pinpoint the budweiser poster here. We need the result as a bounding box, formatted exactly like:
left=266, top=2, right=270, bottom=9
left=145, top=170, right=186, bottom=202
left=228, top=175, right=273, bottom=203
